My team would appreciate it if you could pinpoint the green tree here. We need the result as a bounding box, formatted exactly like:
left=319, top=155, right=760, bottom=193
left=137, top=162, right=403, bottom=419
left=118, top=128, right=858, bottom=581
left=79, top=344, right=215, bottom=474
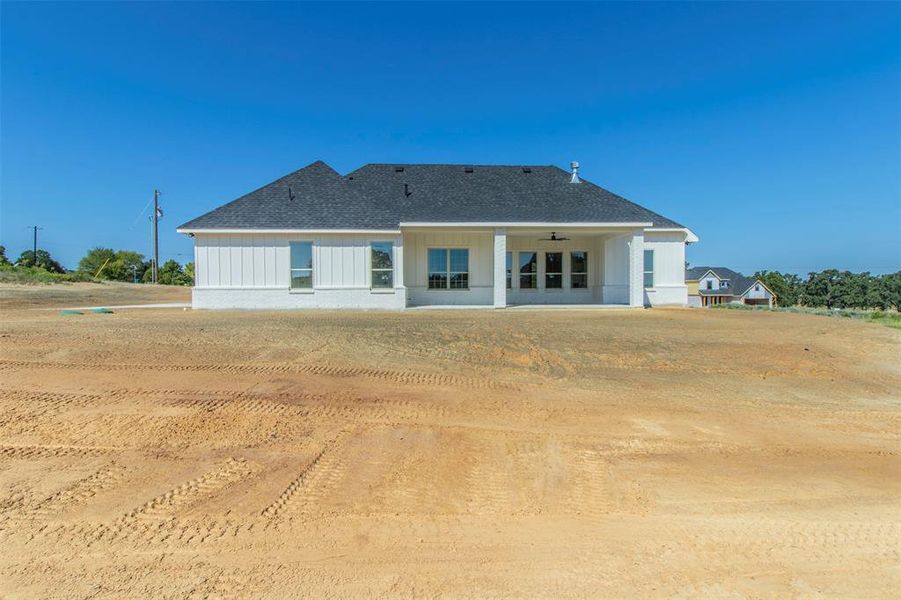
left=17, top=249, right=65, bottom=273
left=798, top=270, right=899, bottom=310
left=183, top=262, right=195, bottom=285
left=754, top=271, right=802, bottom=307
left=839, top=271, right=871, bottom=309
left=801, top=269, right=839, bottom=308
left=884, top=272, right=901, bottom=310
left=0, top=246, right=10, bottom=266
left=107, top=250, right=147, bottom=282
left=77, top=247, right=117, bottom=277
left=157, top=260, right=192, bottom=286
left=872, top=271, right=901, bottom=310
left=78, top=248, right=149, bottom=281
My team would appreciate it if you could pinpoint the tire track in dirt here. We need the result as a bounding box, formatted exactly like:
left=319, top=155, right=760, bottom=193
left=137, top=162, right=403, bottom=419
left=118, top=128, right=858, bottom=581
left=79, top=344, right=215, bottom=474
left=0, top=483, right=34, bottom=517
left=121, top=458, right=256, bottom=521
left=0, top=444, right=115, bottom=459
left=0, top=359, right=520, bottom=390
left=0, top=390, right=107, bottom=434
left=564, top=448, right=613, bottom=519
left=105, top=388, right=455, bottom=424
left=77, top=459, right=261, bottom=547
left=670, top=518, right=901, bottom=564
left=29, top=463, right=128, bottom=518
left=261, top=431, right=351, bottom=519
left=7, top=516, right=259, bottom=549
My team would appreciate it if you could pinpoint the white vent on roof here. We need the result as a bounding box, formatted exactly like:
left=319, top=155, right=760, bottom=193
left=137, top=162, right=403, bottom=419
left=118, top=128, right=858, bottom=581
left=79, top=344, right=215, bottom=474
left=570, top=161, right=581, bottom=184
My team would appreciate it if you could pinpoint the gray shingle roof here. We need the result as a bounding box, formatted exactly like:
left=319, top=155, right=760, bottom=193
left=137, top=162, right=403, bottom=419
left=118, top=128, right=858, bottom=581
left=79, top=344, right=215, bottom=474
left=687, top=266, right=759, bottom=296
left=178, top=160, right=687, bottom=231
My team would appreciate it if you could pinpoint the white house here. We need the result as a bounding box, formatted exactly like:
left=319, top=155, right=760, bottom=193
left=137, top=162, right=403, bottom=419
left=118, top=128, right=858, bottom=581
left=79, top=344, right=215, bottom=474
left=177, top=161, right=698, bottom=309
left=686, top=267, right=776, bottom=307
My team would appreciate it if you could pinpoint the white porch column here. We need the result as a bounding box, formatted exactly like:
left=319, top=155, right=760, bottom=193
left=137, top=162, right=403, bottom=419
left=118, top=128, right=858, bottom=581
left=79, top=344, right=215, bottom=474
left=394, top=234, right=404, bottom=289
left=394, top=234, right=406, bottom=308
left=628, top=228, right=645, bottom=307
left=493, top=227, right=507, bottom=308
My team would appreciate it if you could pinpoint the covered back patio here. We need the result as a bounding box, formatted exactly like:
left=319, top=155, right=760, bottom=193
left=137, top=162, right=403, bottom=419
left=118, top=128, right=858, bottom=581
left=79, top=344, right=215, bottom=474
left=401, top=225, right=651, bottom=308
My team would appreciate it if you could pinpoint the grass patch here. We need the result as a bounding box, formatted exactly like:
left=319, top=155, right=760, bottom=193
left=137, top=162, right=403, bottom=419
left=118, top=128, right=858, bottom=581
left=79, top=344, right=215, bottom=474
left=712, top=302, right=901, bottom=328
left=0, top=266, right=96, bottom=285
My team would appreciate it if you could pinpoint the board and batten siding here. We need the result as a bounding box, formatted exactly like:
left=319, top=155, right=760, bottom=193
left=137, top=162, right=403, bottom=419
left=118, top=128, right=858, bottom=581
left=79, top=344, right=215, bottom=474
left=194, top=234, right=403, bottom=289
left=192, top=233, right=405, bottom=309
left=403, top=230, right=494, bottom=305
left=195, top=235, right=288, bottom=288
left=643, top=231, right=688, bottom=306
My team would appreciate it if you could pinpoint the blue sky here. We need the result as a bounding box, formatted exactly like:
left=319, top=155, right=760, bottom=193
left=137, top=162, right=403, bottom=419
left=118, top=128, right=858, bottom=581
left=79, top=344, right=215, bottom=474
left=2, top=1, right=899, bottom=274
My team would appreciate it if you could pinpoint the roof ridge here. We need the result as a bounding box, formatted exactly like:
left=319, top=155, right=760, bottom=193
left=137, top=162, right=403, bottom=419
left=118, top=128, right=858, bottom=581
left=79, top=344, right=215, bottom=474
left=355, top=162, right=557, bottom=169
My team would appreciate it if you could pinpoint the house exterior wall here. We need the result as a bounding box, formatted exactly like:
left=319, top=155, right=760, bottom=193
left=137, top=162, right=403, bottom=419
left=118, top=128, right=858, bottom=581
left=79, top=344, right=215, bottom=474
left=686, top=280, right=699, bottom=295
left=189, top=227, right=692, bottom=309
left=643, top=231, right=688, bottom=306
left=740, top=282, right=774, bottom=306
left=602, top=234, right=630, bottom=304
left=699, top=273, right=722, bottom=292
left=742, top=282, right=772, bottom=300
left=403, top=230, right=494, bottom=306
left=191, top=233, right=405, bottom=309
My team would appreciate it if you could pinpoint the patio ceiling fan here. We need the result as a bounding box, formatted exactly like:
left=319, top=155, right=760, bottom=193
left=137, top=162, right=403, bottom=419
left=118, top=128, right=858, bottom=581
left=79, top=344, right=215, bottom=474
left=539, top=231, right=570, bottom=241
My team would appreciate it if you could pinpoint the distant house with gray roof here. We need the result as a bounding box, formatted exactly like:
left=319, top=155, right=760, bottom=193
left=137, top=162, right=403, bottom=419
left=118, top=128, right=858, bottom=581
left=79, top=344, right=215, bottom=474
left=178, top=160, right=697, bottom=309
left=686, top=267, right=776, bottom=308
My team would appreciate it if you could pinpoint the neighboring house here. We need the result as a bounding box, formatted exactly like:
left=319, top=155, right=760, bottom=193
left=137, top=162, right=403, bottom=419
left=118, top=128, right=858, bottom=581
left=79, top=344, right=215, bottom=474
left=177, top=161, right=698, bottom=309
left=686, top=267, right=776, bottom=307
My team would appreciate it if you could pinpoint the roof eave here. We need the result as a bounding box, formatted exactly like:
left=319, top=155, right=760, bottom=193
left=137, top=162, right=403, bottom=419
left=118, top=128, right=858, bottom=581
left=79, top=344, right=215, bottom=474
left=177, top=227, right=402, bottom=235
left=398, top=221, right=653, bottom=228
left=647, top=227, right=699, bottom=243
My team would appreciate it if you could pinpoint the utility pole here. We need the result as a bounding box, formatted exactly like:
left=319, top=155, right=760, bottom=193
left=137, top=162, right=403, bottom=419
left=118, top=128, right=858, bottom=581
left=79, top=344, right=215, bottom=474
left=27, top=225, right=42, bottom=267
left=152, top=189, right=160, bottom=284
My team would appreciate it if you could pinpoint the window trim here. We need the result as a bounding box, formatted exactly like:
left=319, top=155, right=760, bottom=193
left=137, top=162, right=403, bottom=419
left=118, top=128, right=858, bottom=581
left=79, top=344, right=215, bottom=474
left=289, top=240, right=314, bottom=292
left=570, top=250, right=589, bottom=290
left=370, top=241, right=395, bottom=291
left=544, top=251, right=563, bottom=290
left=643, top=249, right=654, bottom=288
left=427, top=247, right=470, bottom=290
left=518, top=251, right=538, bottom=290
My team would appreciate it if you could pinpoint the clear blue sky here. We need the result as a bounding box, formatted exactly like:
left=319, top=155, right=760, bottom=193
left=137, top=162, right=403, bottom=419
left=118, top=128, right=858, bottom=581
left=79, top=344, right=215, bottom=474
left=2, top=1, right=899, bottom=274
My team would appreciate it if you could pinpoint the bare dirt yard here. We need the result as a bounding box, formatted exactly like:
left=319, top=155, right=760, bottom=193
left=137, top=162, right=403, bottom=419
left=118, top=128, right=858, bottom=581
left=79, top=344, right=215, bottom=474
left=0, top=281, right=190, bottom=310
left=1, top=285, right=898, bottom=597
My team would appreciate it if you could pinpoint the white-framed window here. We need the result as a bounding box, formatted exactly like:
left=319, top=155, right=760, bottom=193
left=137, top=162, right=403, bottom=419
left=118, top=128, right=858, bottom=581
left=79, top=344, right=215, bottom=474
left=706, top=280, right=713, bottom=290
left=505, top=252, right=512, bottom=289
left=643, top=249, right=654, bottom=288
left=755, top=284, right=760, bottom=292
left=371, top=242, right=394, bottom=289
left=571, top=251, right=588, bottom=289
left=428, top=248, right=469, bottom=289
left=289, top=241, right=313, bottom=289
left=519, top=251, right=537, bottom=289
left=545, top=252, right=563, bottom=289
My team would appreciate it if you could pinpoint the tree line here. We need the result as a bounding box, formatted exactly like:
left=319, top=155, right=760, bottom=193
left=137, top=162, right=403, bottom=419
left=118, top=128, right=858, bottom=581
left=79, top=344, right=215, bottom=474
left=754, top=270, right=900, bottom=310
left=0, top=245, right=193, bottom=286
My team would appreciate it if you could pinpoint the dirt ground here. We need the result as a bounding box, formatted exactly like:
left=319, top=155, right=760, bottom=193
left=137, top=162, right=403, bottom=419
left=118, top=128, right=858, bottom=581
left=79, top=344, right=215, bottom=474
left=0, top=281, right=190, bottom=310
left=0, top=285, right=898, bottom=598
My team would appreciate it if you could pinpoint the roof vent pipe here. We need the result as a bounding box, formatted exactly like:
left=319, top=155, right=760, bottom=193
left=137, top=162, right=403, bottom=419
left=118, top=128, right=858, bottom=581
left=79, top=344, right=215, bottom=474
left=570, top=161, right=581, bottom=184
